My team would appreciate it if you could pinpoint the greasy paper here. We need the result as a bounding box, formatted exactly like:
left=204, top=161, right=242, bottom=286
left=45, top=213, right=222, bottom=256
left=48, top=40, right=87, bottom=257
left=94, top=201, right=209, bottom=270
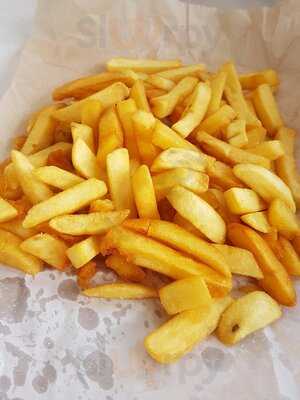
left=0, top=0, right=300, bottom=399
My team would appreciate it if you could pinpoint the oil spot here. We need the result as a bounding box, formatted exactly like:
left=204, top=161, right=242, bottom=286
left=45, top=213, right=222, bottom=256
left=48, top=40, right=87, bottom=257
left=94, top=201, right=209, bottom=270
left=0, top=278, right=29, bottom=323
left=49, top=273, right=55, bottom=280
left=96, top=332, right=106, bottom=351
left=43, top=337, right=54, bottom=349
left=5, top=342, right=31, bottom=387
left=103, top=317, right=112, bottom=334
left=201, top=347, right=233, bottom=372
left=32, top=375, right=48, bottom=394
left=0, top=376, right=11, bottom=392
left=112, top=304, right=131, bottom=324
left=42, top=363, right=57, bottom=383
left=78, top=308, right=99, bottom=330
left=57, top=279, right=79, bottom=301
left=0, top=322, right=10, bottom=336
left=83, top=351, right=114, bottom=390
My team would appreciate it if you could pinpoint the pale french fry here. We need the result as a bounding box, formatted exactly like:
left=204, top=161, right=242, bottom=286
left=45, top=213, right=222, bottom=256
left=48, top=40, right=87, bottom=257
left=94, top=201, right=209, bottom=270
left=167, top=186, right=226, bottom=243
left=213, top=244, right=263, bottom=279
left=241, top=211, right=272, bottom=233
left=228, top=223, right=296, bottom=306
left=153, top=168, right=209, bottom=201
left=83, top=283, right=157, bottom=299
left=239, top=69, right=279, bottom=90
left=11, top=150, right=53, bottom=205
left=52, top=82, right=128, bottom=123
left=105, top=254, right=146, bottom=282
left=71, top=122, right=94, bottom=152
left=224, top=188, right=266, bottom=215
left=89, top=199, right=114, bottom=213
left=101, top=226, right=231, bottom=296
left=233, top=163, right=296, bottom=212
left=23, top=178, right=107, bottom=228
left=106, top=58, right=182, bottom=73
left=132, top=165, right=160, bottom=219
left=130, top=80, right=150, bottom=112
left=0, top=197, right=18, bottom=222
left=34, top=166, right=84, bottom=190
left=155, top=64, right=205, bottom=82
left=198, top=105, right=237, bottom=136
left=172, top=82, right=212, bottom=137
left=159, top=277, right=212, bottom=315
left=196, top=131, right=271, bottom=169
left=151, top=77, right=198, bottom=118
left=244, top=126, right=267, bottom=149
left=123, top=219, right=231, bottom=277
left=106, top=148, right=136, bottom=217
left=72, top=138, right=101, bottom=179
left=0, top=217, right=36, bottom=239
left=268, top=198, right=300, bottom=238
left=49, top=210, right=129, bottom=235
left=0, top=228, right=43, bottom=275
left=116, top=99, right=140, bottom=161
left=66, top=236, right=102, bottom=269
left=20, top=233, right=68, bottom=270
left=144, top=296, right=232, bottom=363
left=206, top=161, right=244, bottom=190
left=206, top=71, right=227, bottom=116
left=252, top=84, right=283, bottom=135
left=224, top=119, right=248, bottom=148
left=97, top=106, right=124, bottom=168
left=146, top=75, right=175, bottom=91
left=247, top=140, right=284, bottom=160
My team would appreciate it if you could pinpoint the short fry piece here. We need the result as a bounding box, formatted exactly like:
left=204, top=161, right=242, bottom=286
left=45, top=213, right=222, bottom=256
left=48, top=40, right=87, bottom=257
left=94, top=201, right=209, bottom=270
left=206, top=161, right=244, bottom=190
left=81, top=100, right=102, bottom=143
left=241, top=211, right=272, bottom=233
left=106, top=58, right=182, bottom=73
left=265, top=236, right=300, bottom=277
left=0, top=197, right=18, bottom=223
left=224, top=119, right=248, bottom=148
left=71, top=122, right=94, bottom=152
left=224, top=188, right=266, bottom=215
left=83, top=283, right=157, bottom=299
left=239, top=69, right=279, bottom=90
left=247, top=140, right=284, bottom=160
left=34, top=166, right=84, bottom=190
left=105, top=254, right=146, bottom=282
left=72, top=138, right=101, bottom=179
left=130, top=80, right=150, bottom=112
left=198, top=105, right=236, bottom=136
left=66, top=236, right=102, bottom=269
left=244, top=127, right=267, bottom=149
left=268, top=198, right=300, bottom=239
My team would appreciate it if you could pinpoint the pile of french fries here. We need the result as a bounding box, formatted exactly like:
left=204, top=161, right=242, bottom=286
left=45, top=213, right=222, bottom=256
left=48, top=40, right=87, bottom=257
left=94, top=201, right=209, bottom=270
left=0, top=57, right=299, bottom=364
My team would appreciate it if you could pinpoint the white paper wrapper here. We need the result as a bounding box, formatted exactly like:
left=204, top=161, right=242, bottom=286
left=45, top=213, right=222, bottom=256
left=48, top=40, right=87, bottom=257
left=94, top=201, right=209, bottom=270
left=0, top=0, right=300, bottom=399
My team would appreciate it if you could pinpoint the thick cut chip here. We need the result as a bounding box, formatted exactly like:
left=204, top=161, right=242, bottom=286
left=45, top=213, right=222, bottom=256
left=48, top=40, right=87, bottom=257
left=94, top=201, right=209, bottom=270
left=0, top=197, right=18, bottom=223
left=106, top=58, right=182, bottom=73
left=247, top=140, right=284, bottom=160
left=105, top=254, right=146, bottom=282
left=34, top=166, right=84, bottom=190
left=239, top=69, right=279, bottom=90
left=241, top=211, right=272, bottom=233
left=0, top=217, right=36, bottom=239
left=72, top=138, right=102, bottom=179
left=89, top=199, right=114, bottom=212
left=83, top=283, right=157, bottom=299
left=66, top=236, right=102, bottom=269
left=224, top=119, right=248, bottom=148
left=268, top=198, right=300, bottom=239
left=245, top=127, right=267, bottom=149
left=224, top=188, right=266, bottom=215
left=207, top=161, right=244, bottom=190
left=71, top=122, right=95, bottom=152
left=130, top=80, right=150, bottom=112
left=198, top=105, right=236, bottom=136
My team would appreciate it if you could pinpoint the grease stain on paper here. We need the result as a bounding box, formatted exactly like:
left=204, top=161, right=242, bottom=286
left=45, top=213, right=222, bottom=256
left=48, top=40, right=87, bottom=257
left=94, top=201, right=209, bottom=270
left=0, top=278, right=29, bottom=323
left=57, top=279, right=79, bottom=301
left=83, top=351, right=114, bottom=390
left=78, top=307, right=99, bottom=330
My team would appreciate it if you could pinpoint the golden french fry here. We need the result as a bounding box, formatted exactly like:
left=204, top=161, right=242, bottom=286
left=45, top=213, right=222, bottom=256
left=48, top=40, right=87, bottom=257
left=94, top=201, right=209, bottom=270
left=0, top=197, right=18, bottom=222
left=23, top=178, right=107, bottom=228
left=49, top=210, right=129, bottom=235
left=239, top=69, right=279, bottom=90
left=244, top=127, right=267, bottom=149
left=206, top=160, right=244, bottom=190
left=217, top=291, right=281, bottom=345
left=172, top=82, right=211, bottom=137
left=228, top=223, right=296, bottom=306
left=20, top=233, right=68, bottom=270
left=144, top=296, right=232, bottom=363
left=11, top=150, right=53, bottom=204
left=0, top=228, right=43, bottom=275
left=34, top=166, right=84, bottom=190
left=81, top=100, right=103, bottom=143
left=153, top=168, right=209, bottom=201
left=224, top=119, right=248, bottom=148
left=106, top=58, right=182, bottom=73
left=206, top=71, right=227, bottom=116
left=233, top=163, right=296, bottom=212
left=132, top=165, right=160, bottom=219
left=167, top=186, right=226, bottom=243
left=66, top=235, right=102, bottom=269
left=71, top=122, right=94, bottom=152
left=146, top=75, right=175, bottom=91
left=106, top=148, right=136, bottom=217
left=0, top=217, right=36, bottom=239
left=224, top=187, right=266, bottom=215
left=159, top=277, right=212, bottom=315
left=101, top=226, right=231, bottom=296
left=213, top=244, right=263, bottom=279
left=200, top=189, right=239, bottom=224
left=123, top=219, right=231, bottom=277
left=198, top=105, right=236, bottom=136
left=155, top=64, right=205, bottom=82
left=241, top=211, right=272, bottom=233
left=151, top=77, right=198, bottom=118
left=130, top=80, right=150, bottom=112
left=105, top=254, right=146, bottom=282
left=268, top=198, right=300, bottom=239
left=252, top=84, right=283, bottom=135
left=83, top=283, right=157, bottom=299
left=173, top=213, right=206, bottom=237
left=89, top=199, right=114, bottom=213
left=146, top=88, right=167, bottom=99
left=247, top=140, right=284, bottom=160
left=72, top=138, right=101, bottom=179
left=196, top=131, right=271, bottom=169
left=265, top=236, right=300, bottom=277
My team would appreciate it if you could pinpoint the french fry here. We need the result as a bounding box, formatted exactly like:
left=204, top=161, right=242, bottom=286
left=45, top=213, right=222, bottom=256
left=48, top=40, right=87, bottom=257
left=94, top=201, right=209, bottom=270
left=224, top=187, right=266, bottom=215
left=20, top=233, right=69, bottom=270
left=89, top=199, right=114, bottom=213
left=172, top=82, right=212, bottom=137
left=130, top=80, right=150, bottom=112
left=0, top=197, right=18, bottom=222
left=213, top=244, right=263, bottom=279
left=72, top=138, right=102, bottom=179
left=159, top=277, right=212, bottom=315
left=252, top=84, right=283, bottom=135
left=153, top=168, right=209, bottom=201
left=144, top=296, right=232, bottom=363
left=132, top=165, right=160, bottom=219
left=167, top=186, right=226, bottom=243
left=206, top=160, right=244, bottom=190
left=200, top=189, right=239, bottom=224
left=268, top=198, right=300, bottom=239
left=228, top=223, right=296, bottom=306
left=23, top=178, right=107, bottom=228
left=239, top=69, right=279, bottom=90
left=106, top=58, right=182, bottom=73
left=105, top=254, right=146, bottom=282
left=0, top=228, right=43, bottom=275
left=11, top=150, right=53, bottom=204
left=49, top=210, right=129, bottom=235
left=224, top=119, right=248, bottom=148
left=173, top=212, right=206, bottom=237
left=146, top=75, right=175, bottom=91
left=66, top=236, right=102, bottom=269
left=197, top=105, right=236, bottom=136
left=146, top=88, right=167, bottom=99
left=241, top=211, right=272, bottom=233
left=155, top=64, right=205, bottom=82
left=83, top=283, right=157, bottom=299
left=81, top=100, right=103, bottom=146
left=71, top=122, right=95, bottom=152
left=106, top=148, right=136, bottom=217
left=233, top=163, right=296, bottom=212
left=123, top=219, right=231, bottom=277
left=244, top=127, right=267, bottom=149
left=34, top=166, right=84, bottom=190
left=0, top=217, right=36, bottom=239
left=247, top=140, right=284, bottom=160
left=151, top=77, right=198, bottom=118
left=77, top=261, right=97, bottom=289
left=246, top=98, right=258, bottom=118
left=101, top=226, right=231, bottom=296
left=206, top=71, right=227, bottom=116
left=196, top=131, right=271, bottom=169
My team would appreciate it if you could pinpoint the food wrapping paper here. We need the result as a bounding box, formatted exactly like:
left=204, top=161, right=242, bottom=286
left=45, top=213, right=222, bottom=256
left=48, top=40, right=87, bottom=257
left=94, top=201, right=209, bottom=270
left=0, top=0, right=299, bottom=398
